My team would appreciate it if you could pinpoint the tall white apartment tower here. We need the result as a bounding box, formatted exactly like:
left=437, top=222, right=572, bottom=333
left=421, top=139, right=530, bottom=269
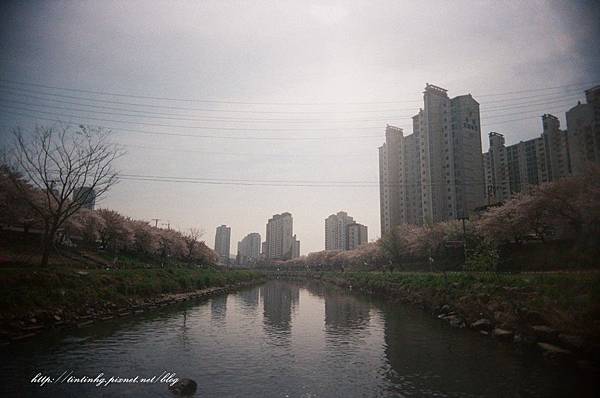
left=265, top=212, right=296, bottom=260
left=378, top=125, right=406, bottom=235
left=214, top=225, right=231, bottom=264
left=325, top=211, right=355, bottom=251
left=379, top=83, right=485, bottom=232
left=237, top=232, right=261, bottom=265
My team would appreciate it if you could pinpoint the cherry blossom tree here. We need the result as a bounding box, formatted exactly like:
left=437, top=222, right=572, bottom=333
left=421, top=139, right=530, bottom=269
left=6, top=125, right=123, bottom=266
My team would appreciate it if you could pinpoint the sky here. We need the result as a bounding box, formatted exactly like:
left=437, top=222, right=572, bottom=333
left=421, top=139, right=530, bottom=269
left=1, top=0, right=599, bottom=255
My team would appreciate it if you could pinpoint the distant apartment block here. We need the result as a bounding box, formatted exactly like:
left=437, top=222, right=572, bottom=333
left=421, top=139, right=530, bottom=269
left=325, top=211, right=354, bottom=250
left=347, top=223, right=368, bottom=250
left=237, top=232, right=261, bottom=265
left=483, top=129, right=549, bottom=202
left=214, top=225, right=231, bottom=264
left=73, top=186, right=96, bottom=210
left=265, top=212, right=300, bottom=260
left=483, top=86, right=600, bottom=202
left=325, top=211, right=368, bottom=250
left=567, top=86, right=600, bottom=176
left=292, top=237, right=300, bottom=259
left=379, top=83, right=485, bottom=234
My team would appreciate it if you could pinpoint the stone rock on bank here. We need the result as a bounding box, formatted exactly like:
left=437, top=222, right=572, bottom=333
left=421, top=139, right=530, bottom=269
left=168, top=378, right=197, bottom=396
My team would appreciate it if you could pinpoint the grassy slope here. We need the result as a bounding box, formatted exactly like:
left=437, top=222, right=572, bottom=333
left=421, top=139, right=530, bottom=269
left=308, top=271, right=600, bottom=339
left=0, top=266, right=261, bottom=318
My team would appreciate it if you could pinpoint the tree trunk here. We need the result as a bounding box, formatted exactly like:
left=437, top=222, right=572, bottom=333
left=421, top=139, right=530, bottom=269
left=40, top=222, right=59, bottom=267
left=40, top=222, right=51, bottom=267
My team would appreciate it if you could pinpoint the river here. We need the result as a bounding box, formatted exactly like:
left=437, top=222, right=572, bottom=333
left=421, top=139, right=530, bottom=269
left=1, top=280, right=597, bottom=397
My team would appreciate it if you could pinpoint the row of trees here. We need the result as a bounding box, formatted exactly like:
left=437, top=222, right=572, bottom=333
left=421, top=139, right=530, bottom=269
left=1, top=125, right=217, bottom=266
left=1, top=166, right=218, bottom=266
left=63, top=209, right=217, bottom=265
left=270, top=167, right=600, bottom=272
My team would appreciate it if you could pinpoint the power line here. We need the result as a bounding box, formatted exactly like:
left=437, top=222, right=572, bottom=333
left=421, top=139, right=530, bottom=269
left=121, top=143, right=367, bottom=158
left=0, top=96, right=413, bottom=124
left=118, top=172, right=488, bottom=187
left=1, top=98, right=571, bottom=135
left=0, top=86, right=585, bottom=123
left=0, top=103, right=382, bottom=131
left=0, top=78, right=596, bottom=106
left=118, top=175, right=487, bottom=188
left=474, top=81, right=598, bottom=98
left=0, top=109, right=383, bottom=141
left=0, top=78, right=419, bottom=105
left=0, top=85, right=404, bottom=114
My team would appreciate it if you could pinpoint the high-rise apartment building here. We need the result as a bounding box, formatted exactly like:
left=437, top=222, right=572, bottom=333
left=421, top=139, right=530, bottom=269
left=379, top=84, right=485, bottom=234
left=292, top=236, right=300, bottom=259
left=481, top=90, right=600, bottom=203
left=347, top=223, right=368, bottom=250
left=541, top=114, right=571, bottom=181
left=265, top=213, right=299, bottom=260
left=483, top=132, right=510, bottom=202
left=325, top=211, right=368, bottom=251
left=214, top=225, right=231, bottom=264
left=325, top=211, right=354, bottom=251
left=73, top=186, right=96, bottom=210
left=483, top=131, right=550, bottom=203
left=567, top=86, right=600, bottom=176
left=237, top=232, right=261, bottom=265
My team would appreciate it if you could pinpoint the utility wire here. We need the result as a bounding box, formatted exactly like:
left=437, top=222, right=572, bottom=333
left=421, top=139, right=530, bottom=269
left=0, top=109, right=383, bottom=141
left=118, top=174, right=488, bottom=188
left=0, top=78, right=595, bottom=106
left=1, top=99, right=572, bottom=135
left=0, top=86, right=584, bottom=123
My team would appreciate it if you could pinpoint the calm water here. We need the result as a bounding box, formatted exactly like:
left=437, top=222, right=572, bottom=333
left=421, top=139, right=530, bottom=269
left=1, top=280, right=597, bottom=397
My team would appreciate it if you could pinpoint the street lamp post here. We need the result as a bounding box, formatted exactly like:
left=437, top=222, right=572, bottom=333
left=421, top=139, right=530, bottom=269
left=458, top=216, right=469, bottom=267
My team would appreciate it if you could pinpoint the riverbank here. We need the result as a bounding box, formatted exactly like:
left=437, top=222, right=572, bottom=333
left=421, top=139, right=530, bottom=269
left=0, top=266, right=264, bottom=344
left=270, top=270, right=600, bottom=366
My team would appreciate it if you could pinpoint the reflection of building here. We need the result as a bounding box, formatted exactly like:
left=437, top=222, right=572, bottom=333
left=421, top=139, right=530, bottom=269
left=324, top=291, right=370, bottom=331
left=210, top=295, right=227, bottom=323
left=214, top=225, right=231, bottom=264
left=379, top=84, right=485, bottom=233
left=237, top=232, right=261, bottom=265
left=237, top=286, right=260, bottom=311
left=265, top=213, right=300, bottom=260
left=73, top=187, right=96, bottom=210
left=261, top=281, right=300, bottom=332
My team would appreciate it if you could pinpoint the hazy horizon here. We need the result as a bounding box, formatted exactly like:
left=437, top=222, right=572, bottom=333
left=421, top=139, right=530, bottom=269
left=1, top=0, right=599, bottom=254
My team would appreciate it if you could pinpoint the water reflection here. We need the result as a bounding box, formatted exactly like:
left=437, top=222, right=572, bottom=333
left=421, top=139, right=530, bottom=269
left=210, top=295, right=227, bottom=324
left=260, top=281, right=299, bottom=344
left=237, top=286, right=260, bottom=315
left=1, top=280, right=597, bottom=398
left=324, top=289, right=370, bottom=331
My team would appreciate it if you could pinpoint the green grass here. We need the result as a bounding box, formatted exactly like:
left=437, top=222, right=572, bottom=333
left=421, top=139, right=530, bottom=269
left=320, top=271, right=600, bottom=299
left=0, top=266, right=262, bottom=315
left=277, top=270, right=600, bottom=336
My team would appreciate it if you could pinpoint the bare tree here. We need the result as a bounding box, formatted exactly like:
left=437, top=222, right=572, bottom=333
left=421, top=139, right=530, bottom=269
left=6, top=125, right=124, bottom=266
left=183, top=227, right=204, bottom=260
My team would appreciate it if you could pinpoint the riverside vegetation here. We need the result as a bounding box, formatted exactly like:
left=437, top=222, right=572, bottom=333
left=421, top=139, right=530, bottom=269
left=259, top=168, right=600, bottom=366
left=267, top=270, right=600, bottom=366
left=0, top=257, right=263, bottom=343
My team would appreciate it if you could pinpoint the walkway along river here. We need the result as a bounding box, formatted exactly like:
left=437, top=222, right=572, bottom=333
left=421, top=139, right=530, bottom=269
left=1, top=280, right=597, bottom=397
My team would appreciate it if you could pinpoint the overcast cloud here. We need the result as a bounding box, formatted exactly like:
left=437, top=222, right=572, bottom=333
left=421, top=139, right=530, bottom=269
left=1, top=0, right=599, bottom=254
